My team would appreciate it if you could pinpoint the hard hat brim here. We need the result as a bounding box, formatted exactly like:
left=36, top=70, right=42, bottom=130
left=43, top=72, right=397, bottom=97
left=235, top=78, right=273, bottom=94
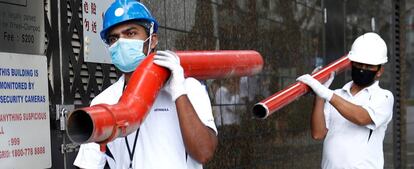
left=100, top=18, right=158, bottom=43
left=348, top=52, right=387, bottom=65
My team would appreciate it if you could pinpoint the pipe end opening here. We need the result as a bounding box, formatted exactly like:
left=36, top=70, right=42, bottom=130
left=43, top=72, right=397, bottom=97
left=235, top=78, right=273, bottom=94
left=252, top=103, right=268, bottom=119
left=67, top=110, right=94, bottom=143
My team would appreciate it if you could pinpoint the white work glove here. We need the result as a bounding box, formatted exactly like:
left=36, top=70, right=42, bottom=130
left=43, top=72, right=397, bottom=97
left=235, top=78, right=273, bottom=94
left=297, top=74, right=334, bottom=101
left=312, top=66, right=335, bottom=88
left=153, top=50, right=186, bottom=101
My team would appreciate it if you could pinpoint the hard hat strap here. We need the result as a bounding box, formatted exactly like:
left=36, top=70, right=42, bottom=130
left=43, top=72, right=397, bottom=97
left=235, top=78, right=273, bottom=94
left=146, top=22, right=154, bottom=56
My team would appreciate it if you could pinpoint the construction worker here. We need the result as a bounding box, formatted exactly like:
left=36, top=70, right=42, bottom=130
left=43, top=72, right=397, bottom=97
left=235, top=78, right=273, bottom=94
left=73, top=0, right=217, bottom=168
left=297, top=32, right=394, bottom=169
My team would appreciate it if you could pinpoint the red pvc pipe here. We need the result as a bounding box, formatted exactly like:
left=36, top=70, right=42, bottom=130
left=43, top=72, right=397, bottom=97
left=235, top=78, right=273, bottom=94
left=67, top=50, right=263, bottom=148
left=252, top=56, right=351, bottom=119
left=177, top=50, right=264, bottom=79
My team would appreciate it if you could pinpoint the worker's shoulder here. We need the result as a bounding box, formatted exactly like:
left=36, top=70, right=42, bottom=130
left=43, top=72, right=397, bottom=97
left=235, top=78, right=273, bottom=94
left=91, top=79, right=124, bottom=106
left=184, top=77, right=204, bottom=88
left=184, top=77, right=209, bottom=95
left=373, top=86, right=394, bottom=100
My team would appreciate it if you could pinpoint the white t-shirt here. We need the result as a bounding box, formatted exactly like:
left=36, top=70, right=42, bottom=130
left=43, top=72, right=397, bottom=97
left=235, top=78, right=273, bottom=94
left=74, top=75, right=217, bottom=169
left=322, top=81, right=394, bottom=169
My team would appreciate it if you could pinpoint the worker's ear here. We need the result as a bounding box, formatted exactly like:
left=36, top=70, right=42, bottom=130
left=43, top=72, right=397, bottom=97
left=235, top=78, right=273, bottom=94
left=150, top=33, right=158, bottom=50
left=375, top=66, right=384, bottom=79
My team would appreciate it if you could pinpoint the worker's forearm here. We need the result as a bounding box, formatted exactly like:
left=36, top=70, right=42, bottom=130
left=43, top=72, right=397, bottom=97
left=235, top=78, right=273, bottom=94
left=329, top=94, right=372, bottom=125
left=311, top=96, right=328, bottom=140
left=175, top=95, right=218, bottom=164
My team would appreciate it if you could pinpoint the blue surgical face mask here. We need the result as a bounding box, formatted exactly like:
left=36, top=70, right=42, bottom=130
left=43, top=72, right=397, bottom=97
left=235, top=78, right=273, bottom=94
left=109, top=38, right=148, bottom=72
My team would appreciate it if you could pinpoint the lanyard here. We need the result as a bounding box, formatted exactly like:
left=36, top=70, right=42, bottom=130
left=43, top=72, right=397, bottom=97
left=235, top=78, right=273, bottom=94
left=125, top=129, right=139, bottom=169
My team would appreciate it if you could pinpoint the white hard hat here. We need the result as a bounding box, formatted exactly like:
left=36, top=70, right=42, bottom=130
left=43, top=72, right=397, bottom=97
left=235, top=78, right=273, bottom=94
left=347, top=32, right=388, bottom=65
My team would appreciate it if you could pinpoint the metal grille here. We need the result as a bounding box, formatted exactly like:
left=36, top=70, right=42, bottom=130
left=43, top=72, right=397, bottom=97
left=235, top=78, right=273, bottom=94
left=392, top=0, right=404, bottom=168
left=60, top=0, right=119, bottom=107
left=44, top=0, right=69, bottom=168
left=44, top=1, right=120, bottom=168
left=45, top=0, right=61, bottom=106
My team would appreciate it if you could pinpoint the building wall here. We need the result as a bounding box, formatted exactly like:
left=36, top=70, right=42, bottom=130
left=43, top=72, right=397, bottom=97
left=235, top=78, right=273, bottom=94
left=404, top=0, right=414, bottom=167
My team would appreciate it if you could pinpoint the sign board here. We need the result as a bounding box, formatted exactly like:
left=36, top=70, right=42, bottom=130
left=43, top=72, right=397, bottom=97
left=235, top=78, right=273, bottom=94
left=83, top=0, right=113, bottom=64
left=0, top=0, right=45, bottom=55
left=0, top=52, right=51, bottom=168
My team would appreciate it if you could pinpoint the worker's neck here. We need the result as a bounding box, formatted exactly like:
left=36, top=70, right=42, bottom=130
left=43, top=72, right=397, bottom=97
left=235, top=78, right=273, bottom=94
left=125, top=73, right=132, bottom=84
left=350, top=82, right=372, bottom=96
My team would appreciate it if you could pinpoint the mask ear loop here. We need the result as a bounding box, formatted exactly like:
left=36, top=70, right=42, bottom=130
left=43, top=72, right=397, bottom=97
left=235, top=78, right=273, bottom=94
left=146, top=22, right=154, bottom=56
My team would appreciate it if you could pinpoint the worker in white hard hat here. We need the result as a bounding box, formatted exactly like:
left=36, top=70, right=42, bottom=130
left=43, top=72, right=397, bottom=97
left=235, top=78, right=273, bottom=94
left=73, top=0, right=217, bottom=169
left=297, top=32, right=394, bottom=169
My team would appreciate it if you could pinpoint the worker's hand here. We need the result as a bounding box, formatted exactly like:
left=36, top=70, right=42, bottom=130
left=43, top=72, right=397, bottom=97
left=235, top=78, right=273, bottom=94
left=154, top=50, right=186, bottom=101
left=297, top=74, right=334, bottom=101
left=311, top=66, right=335, bottom=88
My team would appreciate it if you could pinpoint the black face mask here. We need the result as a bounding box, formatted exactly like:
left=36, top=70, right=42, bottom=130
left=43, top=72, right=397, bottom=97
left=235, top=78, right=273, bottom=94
left=351, top=65, right=379, bottom=87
